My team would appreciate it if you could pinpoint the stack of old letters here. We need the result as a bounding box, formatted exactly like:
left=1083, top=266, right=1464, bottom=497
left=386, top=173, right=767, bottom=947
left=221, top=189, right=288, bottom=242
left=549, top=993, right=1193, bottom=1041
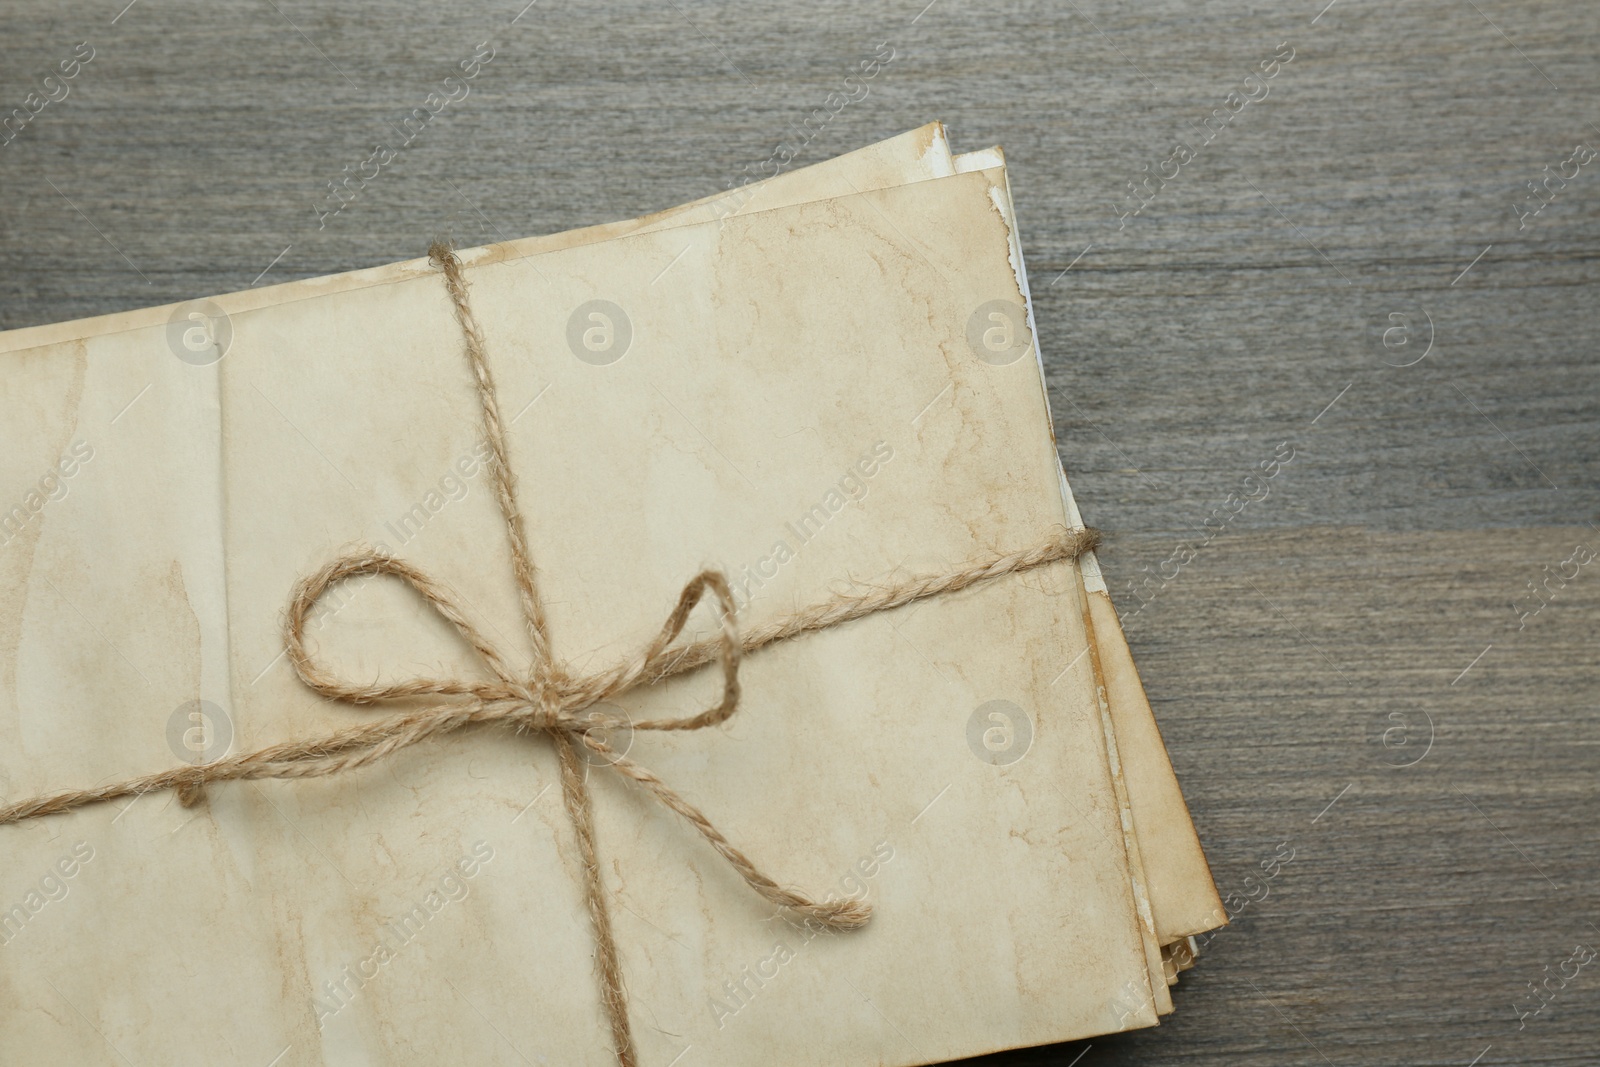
left=0, top=123, right=1221, bottom=1065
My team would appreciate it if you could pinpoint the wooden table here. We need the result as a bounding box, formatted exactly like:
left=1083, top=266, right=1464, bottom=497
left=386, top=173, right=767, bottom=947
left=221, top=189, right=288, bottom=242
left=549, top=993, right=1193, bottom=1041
left=2, top=2, right=1595, bottom=1064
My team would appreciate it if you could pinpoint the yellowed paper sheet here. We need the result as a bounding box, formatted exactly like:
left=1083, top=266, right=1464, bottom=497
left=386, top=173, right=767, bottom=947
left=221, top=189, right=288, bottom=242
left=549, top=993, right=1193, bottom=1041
left=0, top=120, right=1206, bottom=1007
left=1, top=120, right=1196, bottom=990
left=953, top=145, right=1223, bottom=945
left=1, top=168, right=1159, bottom=1064
left=1, top=116, right=1211, bottom=1001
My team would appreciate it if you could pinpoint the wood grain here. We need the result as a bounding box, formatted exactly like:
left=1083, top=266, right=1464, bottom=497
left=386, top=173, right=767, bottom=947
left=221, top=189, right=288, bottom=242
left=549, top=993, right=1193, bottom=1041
left=2, top=1, right=1596, bottom=1064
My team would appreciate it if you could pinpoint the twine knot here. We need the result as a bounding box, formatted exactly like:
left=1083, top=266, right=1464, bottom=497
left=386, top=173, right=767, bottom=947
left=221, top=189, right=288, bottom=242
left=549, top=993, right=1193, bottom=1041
left=273, top=540, right=867, bottom=1067
left=507, top=674, right=575, bottom=733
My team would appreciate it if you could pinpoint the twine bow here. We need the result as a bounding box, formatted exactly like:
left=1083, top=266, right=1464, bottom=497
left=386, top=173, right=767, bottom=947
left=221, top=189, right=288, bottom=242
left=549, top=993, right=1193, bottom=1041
left=0, top=243, right=1101, bottom=1067
left=279, top=550, right=870, bottom=1067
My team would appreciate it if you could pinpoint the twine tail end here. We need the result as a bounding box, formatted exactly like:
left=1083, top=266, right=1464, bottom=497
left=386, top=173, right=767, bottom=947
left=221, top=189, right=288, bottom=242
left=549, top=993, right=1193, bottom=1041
left=816, top=898, right=872, bottom=930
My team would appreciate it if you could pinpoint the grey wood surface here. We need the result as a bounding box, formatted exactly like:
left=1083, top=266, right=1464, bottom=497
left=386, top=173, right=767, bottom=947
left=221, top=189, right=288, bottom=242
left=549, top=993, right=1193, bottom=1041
left=2, top=1, right=1596, bottom=1065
